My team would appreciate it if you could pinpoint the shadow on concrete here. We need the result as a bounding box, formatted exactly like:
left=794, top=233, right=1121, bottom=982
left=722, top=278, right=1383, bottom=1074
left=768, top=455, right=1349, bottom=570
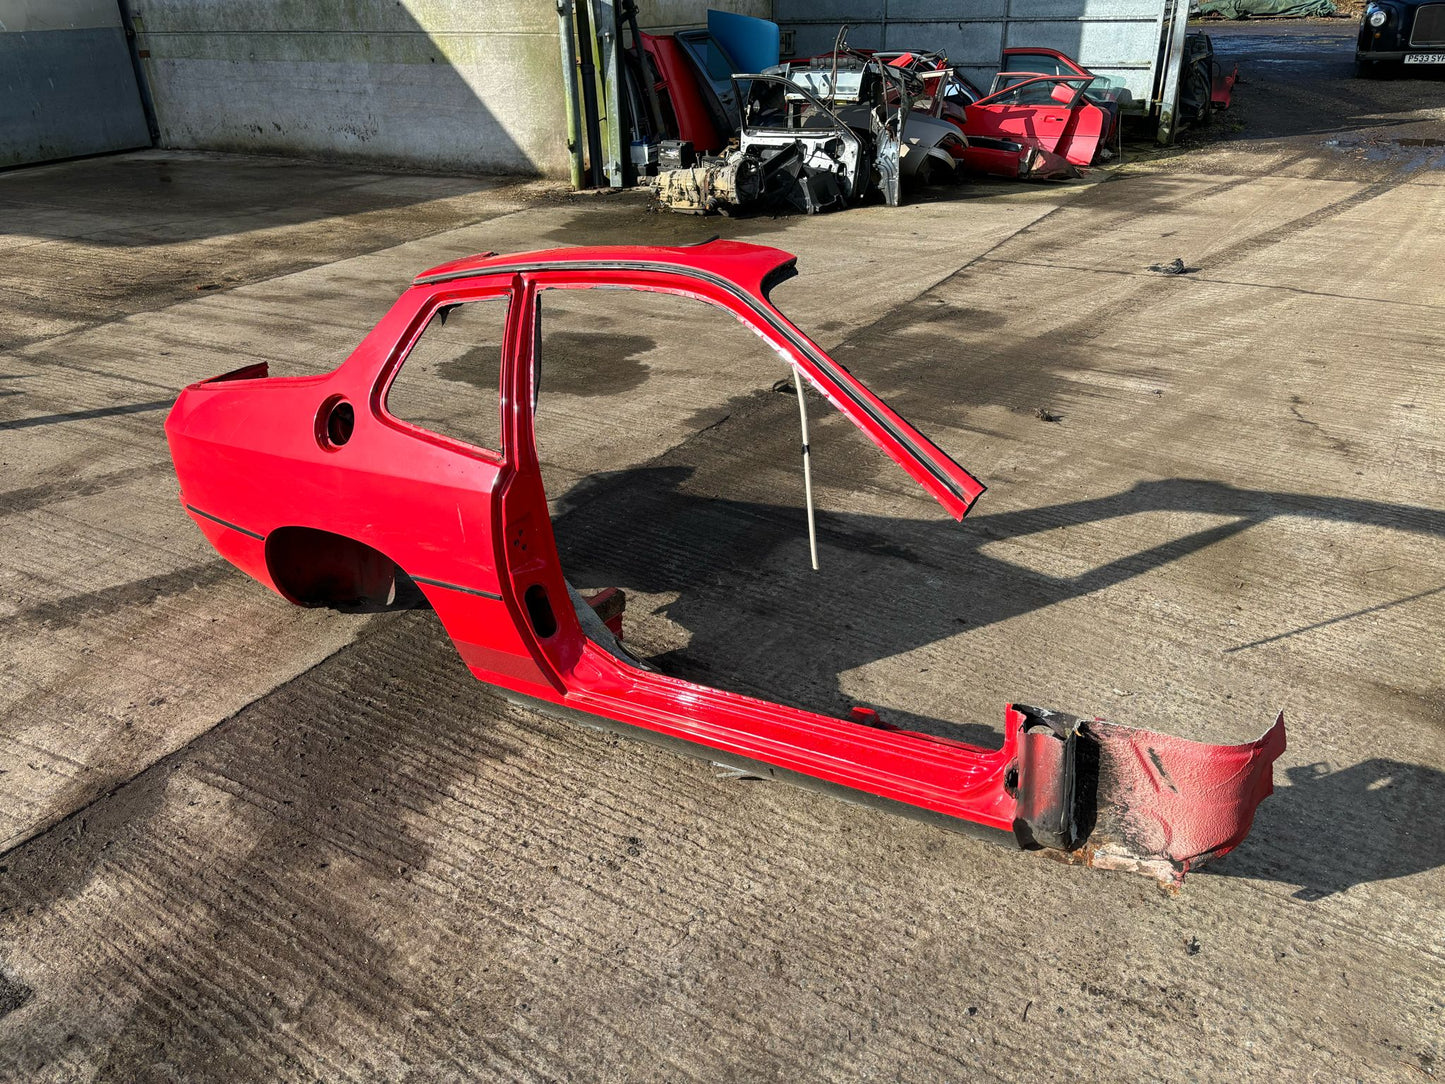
left=549, top=461, right=1445, bottom=893
left=0, top=4, right=536, bottom=242
left=552, top=464, right=1444, bottom=694
left=1211, top=756, right=1445, bottom=898
left=0, top=152, right=505, bottom=246
left=0, top=611, right=524, bottom=1077
left=0, top=398, right=173, bottom=431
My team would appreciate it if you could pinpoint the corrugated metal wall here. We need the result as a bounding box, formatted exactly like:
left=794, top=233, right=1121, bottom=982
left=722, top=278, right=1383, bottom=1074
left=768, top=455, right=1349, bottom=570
left=1, top=0, right=152, bottom=167
left=774, top=0, right=1180, bottom=117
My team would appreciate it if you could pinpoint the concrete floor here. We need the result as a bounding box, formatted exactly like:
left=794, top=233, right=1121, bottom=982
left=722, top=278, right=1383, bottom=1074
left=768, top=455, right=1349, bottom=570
left=1, top=20, right=1443, bottom=1081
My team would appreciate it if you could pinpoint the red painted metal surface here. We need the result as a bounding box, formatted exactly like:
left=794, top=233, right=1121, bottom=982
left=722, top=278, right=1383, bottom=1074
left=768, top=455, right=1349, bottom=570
left=1086, top=714, right=1287, bottom=881
left=640, top=32, right=725, bottom=153
left=1213, top=62, right=1239, bottom=109
left=166, top=240, right=1285, bottom=882
left=894, top=49, right=1104, bottom=177
left=995, top=48, right=1115, bottom=166
left=963, top=74, right=1104, bottom=170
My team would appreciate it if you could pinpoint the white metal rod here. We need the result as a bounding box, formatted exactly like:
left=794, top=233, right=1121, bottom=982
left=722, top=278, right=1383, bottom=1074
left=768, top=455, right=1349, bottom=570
left=793, top=367, right=819, bottom=571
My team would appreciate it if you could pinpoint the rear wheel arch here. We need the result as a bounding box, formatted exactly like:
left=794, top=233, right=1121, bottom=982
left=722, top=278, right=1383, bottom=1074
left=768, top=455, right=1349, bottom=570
left=264, top=526, right=418, bottom=610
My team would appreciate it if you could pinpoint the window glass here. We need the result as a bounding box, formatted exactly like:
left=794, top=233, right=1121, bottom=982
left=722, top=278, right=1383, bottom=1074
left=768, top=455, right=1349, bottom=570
left=1001, top=53, right=1071, bottom=77
left=943, top=70, right=982, bottom=106
left=704, top=36, right=738, bottom=83
left=386, top=296, right=509, bottom=453
left=993, top=78, right=1073, bottom=106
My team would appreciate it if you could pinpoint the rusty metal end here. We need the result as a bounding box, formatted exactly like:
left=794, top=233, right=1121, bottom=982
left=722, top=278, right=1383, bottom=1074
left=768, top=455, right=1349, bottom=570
left=1080, top=711, right=1287, bottom=884
left=1007, top=705, right=1286, bottom=886
left=1039, top=843, right=1184, bottom=894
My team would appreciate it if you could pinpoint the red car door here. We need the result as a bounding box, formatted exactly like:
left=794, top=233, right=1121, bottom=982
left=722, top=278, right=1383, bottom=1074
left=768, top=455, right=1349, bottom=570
left=1000, top=48, right=1115, bottom=159
left=963, top=73, right=1104, bottom=171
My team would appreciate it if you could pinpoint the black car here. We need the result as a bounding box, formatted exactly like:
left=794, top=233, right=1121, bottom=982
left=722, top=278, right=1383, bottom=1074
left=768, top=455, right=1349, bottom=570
left=1357, top=0, right=1445, bottom=75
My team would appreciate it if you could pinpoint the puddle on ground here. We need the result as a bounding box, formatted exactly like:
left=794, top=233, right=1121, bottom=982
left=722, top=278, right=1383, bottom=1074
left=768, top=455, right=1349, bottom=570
left=1213, top=33, right=1352, bottom=54
left=1323, top=135, right=1445, bottom=169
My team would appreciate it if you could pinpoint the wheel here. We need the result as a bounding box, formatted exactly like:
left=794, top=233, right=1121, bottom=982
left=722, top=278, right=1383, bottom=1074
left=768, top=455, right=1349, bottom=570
left=1184, top=62, right=1213, bottom=125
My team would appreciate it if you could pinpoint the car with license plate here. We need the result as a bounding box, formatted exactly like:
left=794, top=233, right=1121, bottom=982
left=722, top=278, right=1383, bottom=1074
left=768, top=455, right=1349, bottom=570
left=1357, top=0, right=1445, bottom=75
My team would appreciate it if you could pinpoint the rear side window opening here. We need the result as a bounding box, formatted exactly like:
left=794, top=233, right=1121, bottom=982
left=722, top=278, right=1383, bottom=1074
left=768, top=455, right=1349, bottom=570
left=385, top=294, right=510, bottom=454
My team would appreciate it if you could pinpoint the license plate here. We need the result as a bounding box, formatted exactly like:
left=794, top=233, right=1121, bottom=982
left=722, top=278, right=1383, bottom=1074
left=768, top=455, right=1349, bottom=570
left=1404, top=53, right=1445, bottom=63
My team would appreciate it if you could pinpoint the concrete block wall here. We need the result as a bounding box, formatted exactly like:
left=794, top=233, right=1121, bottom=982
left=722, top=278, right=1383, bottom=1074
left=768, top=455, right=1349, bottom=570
left=128, top=0, right=769, bottom=178
left=128, top=1, right=566, bottom=176
left=640, top=0, right=769, bottom=32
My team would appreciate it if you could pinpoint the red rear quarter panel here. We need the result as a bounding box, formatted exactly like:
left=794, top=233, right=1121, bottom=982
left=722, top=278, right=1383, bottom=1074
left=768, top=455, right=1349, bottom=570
left=165, top=281, right=556, bottom=695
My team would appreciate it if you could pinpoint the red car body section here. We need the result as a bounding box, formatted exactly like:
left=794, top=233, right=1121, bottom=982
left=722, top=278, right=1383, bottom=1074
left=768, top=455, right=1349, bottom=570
left=959, top=74, right=1104, bottom=174
left=998, top=46, right=1117, bottom=161
left=966, top=75, right=1105, bottom=170
left=166, top=241, right=1284, bottom=884
left=639, top=32, right=725, bottom=153
left=900, top=48, right=1111, bottom=176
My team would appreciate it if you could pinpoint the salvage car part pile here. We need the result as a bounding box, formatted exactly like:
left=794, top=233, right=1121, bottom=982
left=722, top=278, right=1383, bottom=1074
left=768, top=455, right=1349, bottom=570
left=166, top=240, right=1287, bottom=885
left=650, top=32, right=960, bottom=216
left=646, top=27, right=1161, bottom=214
left=559, top=6, right=1233, bottom=193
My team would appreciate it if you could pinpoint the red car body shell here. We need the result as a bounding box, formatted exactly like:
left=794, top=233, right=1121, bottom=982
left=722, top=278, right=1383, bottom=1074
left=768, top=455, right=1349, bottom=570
left=166, top=241, right=1284, bottom=881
